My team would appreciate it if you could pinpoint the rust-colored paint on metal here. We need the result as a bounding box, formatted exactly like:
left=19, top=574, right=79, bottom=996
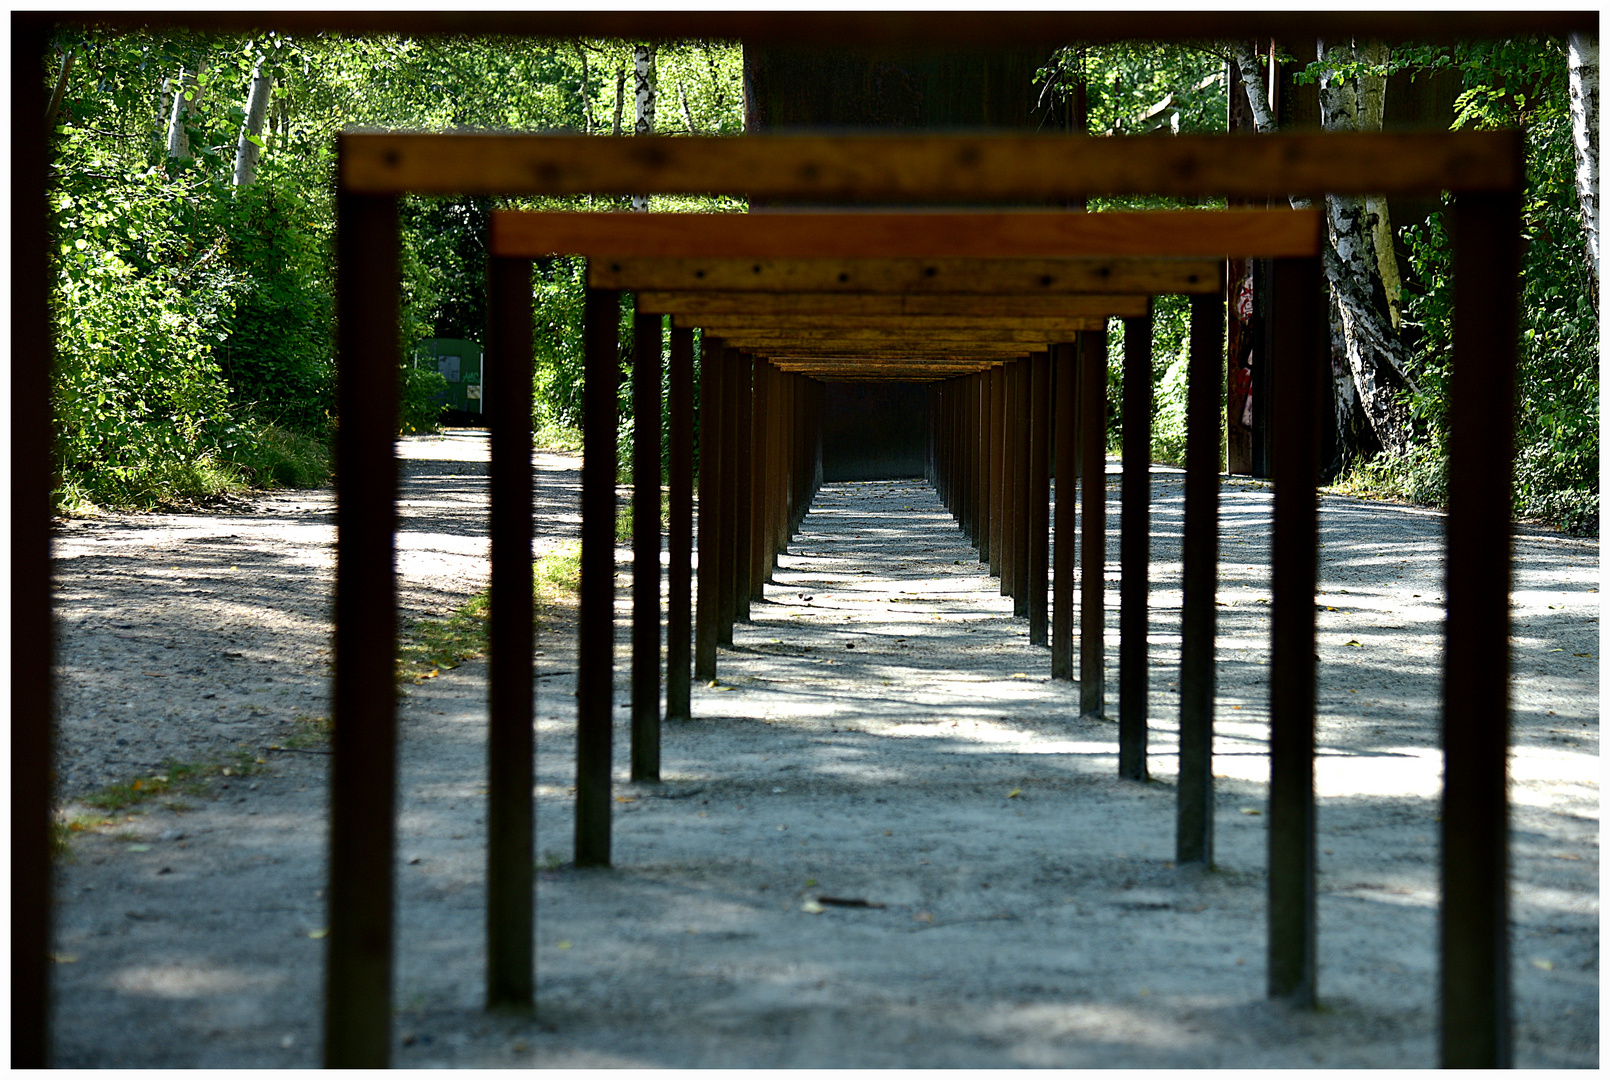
left=1027, top=353, right=1051, bottom=646
left=1051, top=341, right=1078, bottom=682
left=486, top=255, right=535, bottom=1011
left=734, top=353, right=755, bottom=623
left=749, top=357, right=771, bottom=601
left=1079, top=330, right=1107, bottom=718
left=1118, top=308, right=1154, bottom=782
left=576, top=285, right=621, bottom=867
left=631, top=309, right=664, bottom=782
left=716, top=346, right=740, bottom=645
left=694, top=337, right=724, bottom=681
left=1011, top=358, right=1033, bottom=617
left=326, top=190, right=401, bottom=1068
left=667, top=327, right=695, bottom=721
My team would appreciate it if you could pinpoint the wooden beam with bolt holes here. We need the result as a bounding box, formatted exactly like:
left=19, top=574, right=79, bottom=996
left=489, top=208, right=1323, bottom=259
left=345, top=131, right=1523, bottom=200
left=639, top=292, right=1150, bottom=319
left=589, top=257, right=1223, bottom=295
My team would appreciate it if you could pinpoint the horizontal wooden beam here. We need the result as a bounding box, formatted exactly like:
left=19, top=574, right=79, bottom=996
left=714, top=328, right=1077, bottom=346
left=681, top=314, right=1105, bottom=333
left=344, top=131, right=1522, bottom=199
left=639, top=292, right=1149, bottom=318
left=491, top=209, right=1322, bottom=259
left=591, top=256, right=1222, bottom=294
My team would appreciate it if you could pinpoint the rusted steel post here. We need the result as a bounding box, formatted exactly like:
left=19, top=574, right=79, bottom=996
left=1177, top=288, right=1223, bottom=867
left=1012, top=357, right=1034, bottom=617
left=486, top=255, right=535, bottom=1012
left=989, top=365, right=1005, bottom=579
left=631, top=308, right=663, bottom=782
left=1079, top=329, right=1107, bottom=717
left=13, top=15, right=53, bottom=1068
left=1051, top=342, right=1078, bottom=680
left=936, top=380, right=950, bottom=512
left=694, top=337, right=724, bottom=681
left=733, top=352, right=755, bottom=622
left=763, top=361, right=783, bottom=581
left=1267, top=257, right=1322, bottom=1006
left=667, top=326, right=694, bottom=720
left=1027, top=352, right=1052, bottom=645
left=575, top=284, right=621, bottom=868
left=326, top=188, right=401, bottom=1068
left=1119, top=306, right=1154, bottom=781
left=999, top=363, right=1018, bottom=597
left=717, top=346, right=740, bottom=644
left=964, top=375, right=978, bottom=544
left=749, top=356, right=770, bottom=602
left=779, top=372, right=795, bottom=549
left=978, top=368, right=993, bottom=565
left=1440, top=187, right=1522, bottom=1069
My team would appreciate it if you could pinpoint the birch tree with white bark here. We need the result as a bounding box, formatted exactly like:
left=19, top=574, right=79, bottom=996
left=1568, top=32, right=1599, bottom=299
left=231, top=57, right=273, bottom=186
left=632, top=44, right=657, bottom=211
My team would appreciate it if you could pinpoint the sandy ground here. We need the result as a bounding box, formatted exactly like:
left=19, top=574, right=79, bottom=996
left=48, top=433, right=1598, bottom=1068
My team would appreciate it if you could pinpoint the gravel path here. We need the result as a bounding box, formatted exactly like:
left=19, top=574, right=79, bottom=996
left=49, top=435, right=1598, bottom=1067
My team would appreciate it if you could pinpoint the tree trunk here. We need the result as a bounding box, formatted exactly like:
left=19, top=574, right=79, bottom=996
left=45, top=48, right=73, bottom=130
left=577, top=46, right=595, bottom=134
left=632, top=45, right=657, bottom=211
left=679, top=78, right=696, bottom=132
left=231, top=59, right=273, bottom=186
left=1569, top=31, right=1600, bottom=301
left=1317, top=37, right=1414, bottom=462
left=611, top=60, right=626, bottom=136
left=166, top=66, right=200, bottom=161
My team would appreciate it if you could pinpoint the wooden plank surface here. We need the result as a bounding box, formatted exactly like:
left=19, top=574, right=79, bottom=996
left=492, top=209, right=1323, bottom=259
left=676, top=314, right=1108, bottom=333
left=345, top=131, right=1522, bottom=199
left=591, top=257, right=1223, bottom=295
left=711, top=328, right=1081, bottom=345
left=641, top=292, right=1149, bottom=318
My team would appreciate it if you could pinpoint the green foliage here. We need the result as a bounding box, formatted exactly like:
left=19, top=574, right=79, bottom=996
left=1383, top=37, right=1598, bottom=533
left=399, top=366, right=448, bottom=435
left=217, top=419, right=330, bottom=488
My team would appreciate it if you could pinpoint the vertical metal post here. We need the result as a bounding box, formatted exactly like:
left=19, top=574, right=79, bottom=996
left=978, top=369, right=993, bottom=565
left=1000, top=363, right=1019, bottom=598
left=717, top=346, right=740, bottom=645
left=694, top=337, right=723, bottom=681
left=667, top=327, right=694, bottom=720
left=1119, top=307, right=1154, bottom=781
left=989, top=366, right=1005, bottom=579
left=1051, top=342, right=1078, bottom=680
left=733, top=352, right=754, bottom=624
left=575, top=284, right=621, bottom=868
left=486, top=255, right=535, bottom=1012
left=13, top=15, right=53, bottom=1068
left=631, top=308, right=663, bottom=782
left=1012, top=357, right=1033, bottom=616
left=1267, top=257, right=1322, bottom=1005
left=750, top=358, right=770, bottom=601
left=1440, top=186, right=1522, bottom=1069
left=1177, top=288, right=1222, bottom=867
left=1027, top=353, right=1052, bottom=645
left=1079, top=329, right=1108, bottom=717
left=326, top=185, right=401, bottom=1068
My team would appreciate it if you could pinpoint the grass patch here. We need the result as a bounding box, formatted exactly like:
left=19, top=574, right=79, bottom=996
left=534, top=419, right=582, bottom=452
left=398, top=593, right=491, bottom=684
left=220, top=420, right=331, bottom=490
left=79, top=752, right=268, bottom=814
left=535, top=542, right=582, bottom=609
left=280, top=713, right=333, bottom=750
left=612, top=490, right=671, bottom=543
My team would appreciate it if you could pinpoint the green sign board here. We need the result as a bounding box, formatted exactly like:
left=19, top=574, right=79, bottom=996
left=413, top=338, right=485, bottom=416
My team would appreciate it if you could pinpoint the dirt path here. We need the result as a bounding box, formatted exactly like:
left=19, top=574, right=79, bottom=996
left=49, top=438, right=1598, bottom=1067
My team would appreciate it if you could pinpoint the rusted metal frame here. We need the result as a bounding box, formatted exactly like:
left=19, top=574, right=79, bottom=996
left=1440, top=189, right=1522, bottom=1069
left=780, top=372, right=797, bottom=546
left=325, top=189, right=402, bottom=1067
left=13, top=14, right=53, bottom=1068
left=1012, top=357, right=1035, bottom=617
left=1079, top=329, right=1108, bottom=718
left=733, top=354, right=755, bottom=624
left=666, top=327, right=695, bottom=721
left=631, top=308, right=664, bottom=782
left=694, top=337, right=724, bottom=681
left=1118, top=306, right=1154, bottom=782
left=576, top=284, right=622, bottom=868
left=1027, top=353, right=1052, bottom=646
left=970, top=374, right=984, bottom=549
left=1267, top=257, right=1322, bottom=1006
left=486, top=255, right=535, bottom=1011
left=716, top=346, right=741, bottom=645
left=761, top=360, right=782, bottom=583
left=1176, top=287, right=1224, bottom=867
left=1051, top=341, right=1079, bottom=681
left=749, top=356, right=770, bottom=604
left=989, top=366, right=1006, bottom=580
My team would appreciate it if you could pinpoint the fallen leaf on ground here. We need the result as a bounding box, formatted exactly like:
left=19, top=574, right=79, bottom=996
left=801, top=899, right=824, bottom=914
left=557, top=940, right=572, bottom=949
left=308, top=928, right=328, bottom=939
left=126, top=843, right=151, bottom=852
left=1344, top=640, right=1363, bottom=647
left=50, top=954, right=79, bottom=964
left=1241, top=808, right=1262, bottom=816
left=1531, top=958, right=1554, bottom=971
left=1007, top=788, right=1021, bottom=798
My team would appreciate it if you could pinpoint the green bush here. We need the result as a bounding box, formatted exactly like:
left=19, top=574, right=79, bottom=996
left=399, top=365, right=448, bottom=436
